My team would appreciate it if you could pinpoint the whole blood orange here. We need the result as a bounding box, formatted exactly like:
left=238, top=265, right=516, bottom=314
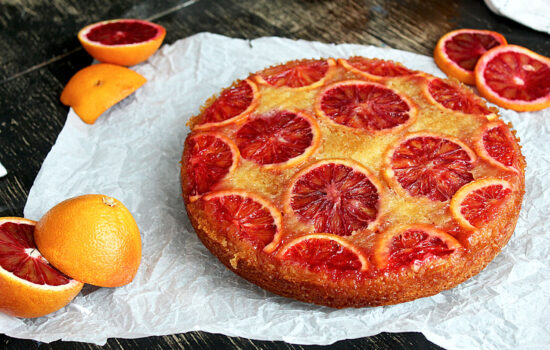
left=475, top=44, right=550, bottom=112
left=60, top=63, right=146, bottom=124
left=0, top=217, right=83, bottom=318
left=434, top=29, right=507, bottom=85
left=78, top=19, right=166, bottom=66
left=34, top=195, right=142, bottom=287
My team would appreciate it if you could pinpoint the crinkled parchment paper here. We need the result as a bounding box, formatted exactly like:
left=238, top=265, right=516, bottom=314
left=2, top=33, right=549, bottom=349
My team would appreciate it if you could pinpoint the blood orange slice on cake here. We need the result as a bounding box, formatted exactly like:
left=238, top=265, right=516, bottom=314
left=424, top=77, right=493, bottom=115
left=193, top=79, right=259, bottom=130
left=475, top=45, right=550, bottom=112
left=235, top=110, right=320, bottom=169
left=474, top=122, right=520, bottom=173
left=201, top=190, right=282, bottom=253
left=0, top=217, right=83, bottom=318
left=374, top=224, right=462, bottom=270
left=315, top=80, right=417, bottom=133
left=285, top=159, right=384, bottom=236
left=253, top=58, right=335, bottom=90
left=450, top=178, right=513, bottom=231
left=384, top=132, right=476, bottom=201
left=339, top=57, right=417, bottom=81
left=278, top=234, right=368, bottom=273
left=434, top=29, right=507, bottom=85
left=182, top=132, right=239, bottom=201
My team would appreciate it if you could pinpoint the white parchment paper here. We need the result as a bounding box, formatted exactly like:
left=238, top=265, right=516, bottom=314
left=2, top=33, right=549, bottom=349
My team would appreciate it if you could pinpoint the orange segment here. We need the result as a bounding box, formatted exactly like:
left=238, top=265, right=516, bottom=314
left=34, top=195, right=142, bottom=287
left=0, top=217, right=83, bottom=318
left=277, top=234, right=368, bottom=272
left=338, top=57, right=417, bottom=81
left=474, top=122, right=520, bottom=173
left=434, top=29, right=507, bottom=85
left=253, top=58, right=335, bottom=90
left=235, top=110, right=320, bottom=169
left=475, top=45, right=550, bottom=112
left=78, top=19, right=166, bottom=66
left=450, top=178, right=513, bottom=231
left=202, top=190, right=282, bottom=253
left=60, top=63, right=146, bottom=124
left=374, top=224, right=462, bottom=270
left=423, top=77, right=494, bottom=116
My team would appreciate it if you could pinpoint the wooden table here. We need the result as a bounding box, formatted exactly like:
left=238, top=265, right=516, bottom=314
left=1, top=0, right=548, bottom=349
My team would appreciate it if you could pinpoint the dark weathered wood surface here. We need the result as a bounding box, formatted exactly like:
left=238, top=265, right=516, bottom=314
left=1, top=0, right=548, bottom=349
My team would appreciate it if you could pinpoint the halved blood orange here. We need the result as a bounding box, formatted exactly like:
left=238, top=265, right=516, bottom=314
left=423, top=77, right=493, bottom=115
left=384, top=132, right=477, bottom=201
left=474, top=122, right=520, bottom=173
left=78, top=19, right=166, bottom=66
left=285, top=159, right=384, bottom=236
left=194, top=79, right=259, bottom=130
left=374, top=224, right=462, bottom=270
left=0, top=217, right=83, bottom=318
left=235, top=110, right=320, bottom=168
left=202, top=190, right=282, bottom=253
left=338, top=57, right=417, bottom=81
left=434, top=29, right=507, bottom=85
left=450, top=178, right=513, bottom=231
left=182, top=132, right=239, bottom=201
left=277, top=234, right=368, bottom=272
left=253, top=58, right=335, bottom=90
left=475, top=45, right=550, bottom=112
left=315, top=80, right=417, bottom=133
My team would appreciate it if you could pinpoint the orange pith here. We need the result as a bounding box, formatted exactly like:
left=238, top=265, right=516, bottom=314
left=475, top=45, right=550, bottom=112
left=254, top=58, right=336, bottom=90
left=60, top=63, right=147, bottom=124
left=78, top=19, right=166, bottom=66
left=434, top=29, right=507, bottom=85
left=474, top=122, right=520, bottom=173
left=450, top=178, right=513, bottom=231
left=34, top=195, right=142, bottom=288
left=0, top=217, right=83, bottom=318
left=338, top=57, right=417, bottom=81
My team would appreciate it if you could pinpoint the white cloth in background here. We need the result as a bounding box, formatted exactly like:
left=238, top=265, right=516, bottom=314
left=484, top=0, right=550, bottom=34
left=0, top=162, right=6, bottom=177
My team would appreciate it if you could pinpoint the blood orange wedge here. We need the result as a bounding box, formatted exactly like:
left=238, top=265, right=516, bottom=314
left=193, top=79, right=259, bottom=130
left=384, top=132, right=476, bottom=201
left=202, top=190, right=282, bottom=253
left=0, top=217, right=83, bottom=318
left=235, top=110, right=320, bottom=168
left=338, top=57, right=417, bottom=81
left=434, top=29, right=507, bottom=85
left=285, top=159, right=384, bottom=236
left=277, top=234, right=368, bottom=272
left=475, top=45, right=550, bottom=112
left=450, top=178, right=513, bottom=231
left=374, top=224, right=462, bottom=270
left=182, top=132, right=239, bottom=201
left=253, top=58, right=335, bottom=90
left=315, top=80, right=417, bottom=133
left=78, top=19, right=166, bottom=66
left=474, top=122, right=520, bottom=173
left=424, top=77, right=493, bottom=115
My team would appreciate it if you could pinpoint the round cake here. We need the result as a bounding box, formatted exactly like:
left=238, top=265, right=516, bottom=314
left=181, top=57, right=525, bottom=308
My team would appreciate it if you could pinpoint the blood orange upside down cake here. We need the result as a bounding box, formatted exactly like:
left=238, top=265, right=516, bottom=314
left=180, top=57, right=525, bottom=308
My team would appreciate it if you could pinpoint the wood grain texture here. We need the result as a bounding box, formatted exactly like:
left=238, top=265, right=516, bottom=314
left=1, top=0, right=548, bottom=349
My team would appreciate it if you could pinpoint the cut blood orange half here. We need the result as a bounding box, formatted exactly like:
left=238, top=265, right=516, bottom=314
left=384, top=132, right=476, bottom=201
left=253, top=58, right=335, bottom=90
left=235, top=110, right=320, bottom=168
left=450, top=178, right=513, bottom=231
left=194, top=79, right=259, bottom=130
left=182, top=132, right=239, bottom=201
left=424, top=77, right=493, bottom=116
left=202, top=190, right=282, bottom=253
left=78, top=19, right=166, bottom=66
left=434, top=29, right=507, bottom=85
left=285, top=159, right=384, bottom=236
left=475, top=45, right=550, bottom=112
left=0, top=217, right=83, bottom=318
left=474, top=122, right=520, bottom=173
left=277, top=234, right=368, bottom=272
left=338, top=57, right=417, bottom=81
left=315, top=80, right=417, bottom=133
left=374, top=224, right=462, bottom=270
